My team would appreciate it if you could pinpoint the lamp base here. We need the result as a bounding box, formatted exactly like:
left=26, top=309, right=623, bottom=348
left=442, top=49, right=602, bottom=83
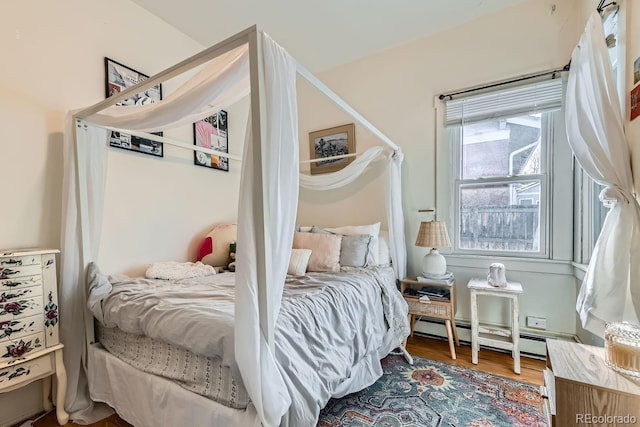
left=422, top=248, right=447, bottom=276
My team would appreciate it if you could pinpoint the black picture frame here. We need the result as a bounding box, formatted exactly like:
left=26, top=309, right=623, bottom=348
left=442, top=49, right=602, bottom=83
left=193, top=110, right=229, bottom=171
left=105, top=57, right=163, bottom=157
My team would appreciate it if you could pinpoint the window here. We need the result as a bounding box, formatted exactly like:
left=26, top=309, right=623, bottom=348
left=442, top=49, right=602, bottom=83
left=574, top=166, right=608, bottom=263
left=445, top=79, right=563, bottom=257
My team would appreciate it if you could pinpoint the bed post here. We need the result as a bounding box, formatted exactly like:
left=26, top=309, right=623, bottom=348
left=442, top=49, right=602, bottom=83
left=247, top=28, right=275, bottom=350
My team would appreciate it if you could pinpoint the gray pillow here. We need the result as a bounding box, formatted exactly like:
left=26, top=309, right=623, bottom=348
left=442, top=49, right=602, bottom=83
left=311, top=226, right=374, bottom=267
left=340, top=234, right=374, bottom=267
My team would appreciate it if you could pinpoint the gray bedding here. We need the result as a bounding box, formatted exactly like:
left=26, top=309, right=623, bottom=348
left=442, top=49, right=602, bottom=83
left=87, top=263, right=409, bottom=426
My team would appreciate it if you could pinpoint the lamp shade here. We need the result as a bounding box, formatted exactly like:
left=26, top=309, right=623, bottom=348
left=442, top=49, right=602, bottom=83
left=415, top=221, right=451, bottom=248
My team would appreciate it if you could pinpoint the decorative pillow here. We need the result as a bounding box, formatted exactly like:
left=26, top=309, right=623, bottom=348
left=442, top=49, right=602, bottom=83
left=339, top=234, right=373, bottom=267
left=324, top=223, right=381, bottom=265
left=311, top=226, right=374, bottom=267
left=198, top=224, right=237, bottom=268
left=292, top=232, right=341, bottom=272
left=288, top=249, right=312, bottom=276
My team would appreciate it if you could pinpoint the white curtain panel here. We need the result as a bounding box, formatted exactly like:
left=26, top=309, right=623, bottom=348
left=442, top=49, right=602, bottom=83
left=566, top=11, right=640, bottom=336
left=299, top=146, right=383, bottom=190
left=386, top=150, right=407, bottom=280
left=234, top=33, right=298, bottom=427
left=59, top=116, right=114, bottom=422
left=89, top=44, right=250, bottom=132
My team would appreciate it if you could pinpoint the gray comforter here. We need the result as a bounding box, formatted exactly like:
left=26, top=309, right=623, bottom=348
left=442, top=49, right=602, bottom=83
left=87, top=263, right=409, bottom=426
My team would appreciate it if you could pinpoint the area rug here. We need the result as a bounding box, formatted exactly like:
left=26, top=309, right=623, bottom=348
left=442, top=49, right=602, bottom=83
left=317, top=354, right=546, bottom=427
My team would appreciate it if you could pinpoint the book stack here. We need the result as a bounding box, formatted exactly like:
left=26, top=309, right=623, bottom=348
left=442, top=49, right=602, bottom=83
left=415, top=272, right=453, bottom=301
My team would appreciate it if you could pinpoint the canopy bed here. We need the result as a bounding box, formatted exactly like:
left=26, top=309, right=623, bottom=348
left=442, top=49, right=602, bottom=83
left=60, top=26, right=410, bottom=427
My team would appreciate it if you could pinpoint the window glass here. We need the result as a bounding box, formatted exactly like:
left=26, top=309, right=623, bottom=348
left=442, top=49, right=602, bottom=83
left=453, top=112, right=548, bottom=256
left=459, top=181, right=541, bottom=252
left=461, top=116, right=542, bottom=180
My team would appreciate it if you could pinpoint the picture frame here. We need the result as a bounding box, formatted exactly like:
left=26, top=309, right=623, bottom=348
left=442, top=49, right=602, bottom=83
left=105, top=57, right=163, bottom=157
left=193, top=110, right=229, bottom=172
left=308, top=123, right=355, bottom=175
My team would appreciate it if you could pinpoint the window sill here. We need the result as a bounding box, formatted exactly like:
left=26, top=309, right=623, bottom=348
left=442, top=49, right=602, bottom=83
left=571, top=262, right=587, bottom=281
left=444, top=253, right=573, bottom=275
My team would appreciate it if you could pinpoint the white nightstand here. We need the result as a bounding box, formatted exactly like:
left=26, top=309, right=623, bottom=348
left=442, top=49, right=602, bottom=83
left=467, top=278, right=523, bottom=374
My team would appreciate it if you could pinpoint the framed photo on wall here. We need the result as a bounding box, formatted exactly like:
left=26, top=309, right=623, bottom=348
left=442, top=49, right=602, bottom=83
left=308, top=123, right=355, bottom=175
left=105, top=57, right=163, bottom=157
left=193, top=110, right=229, bottom=172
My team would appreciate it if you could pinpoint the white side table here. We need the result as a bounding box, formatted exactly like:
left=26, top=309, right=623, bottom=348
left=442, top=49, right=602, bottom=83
left=467, top=278, right=523, bottom=374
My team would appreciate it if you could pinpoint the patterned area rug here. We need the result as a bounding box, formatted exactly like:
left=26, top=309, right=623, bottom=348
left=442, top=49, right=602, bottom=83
left=318, top=354, right=546, bottom=427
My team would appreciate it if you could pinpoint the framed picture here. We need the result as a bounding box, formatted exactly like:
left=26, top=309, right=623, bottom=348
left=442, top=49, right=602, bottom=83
left=308, top=123, right=355, bottom=175
left=193, top=110, right=229, bottom=171
left=631, top=84, right=640, bottom=121
left=105, top=57, right=163, bottom=157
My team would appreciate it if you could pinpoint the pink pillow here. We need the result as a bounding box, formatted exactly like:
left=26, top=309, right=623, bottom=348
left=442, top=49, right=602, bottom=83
left=292, top=232, right=341, bottom=272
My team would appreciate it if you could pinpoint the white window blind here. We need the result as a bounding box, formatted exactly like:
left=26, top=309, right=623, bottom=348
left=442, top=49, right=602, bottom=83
left=445, top=78, right=564, bottom=127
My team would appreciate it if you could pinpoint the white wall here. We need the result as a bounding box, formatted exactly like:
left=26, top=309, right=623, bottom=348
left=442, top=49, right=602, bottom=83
left=624, top=1, right=640, bottom=191
left=296, top=0, right=588, bottom=339
left=0, top=1, right=245, bottom=425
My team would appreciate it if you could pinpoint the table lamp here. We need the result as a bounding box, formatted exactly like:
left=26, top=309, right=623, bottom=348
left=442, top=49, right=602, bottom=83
left=415, top=220, right=451, bottom=276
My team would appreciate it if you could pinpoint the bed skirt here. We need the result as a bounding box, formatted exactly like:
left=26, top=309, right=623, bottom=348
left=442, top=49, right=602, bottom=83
left=96, top=325, right=248, bottom=408
left=87, top=344, right=261, bottom=427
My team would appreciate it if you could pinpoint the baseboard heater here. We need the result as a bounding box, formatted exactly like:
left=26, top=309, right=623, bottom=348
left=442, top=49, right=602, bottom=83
left=412, top=317, right=576, bottom=359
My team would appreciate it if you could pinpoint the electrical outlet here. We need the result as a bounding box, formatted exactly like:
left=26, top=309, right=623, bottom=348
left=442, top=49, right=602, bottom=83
left=527, top=316, right=547, bottom=330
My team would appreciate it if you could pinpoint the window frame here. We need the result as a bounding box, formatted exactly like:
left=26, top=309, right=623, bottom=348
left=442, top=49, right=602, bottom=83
left=449, top=113, right=553, bottom=258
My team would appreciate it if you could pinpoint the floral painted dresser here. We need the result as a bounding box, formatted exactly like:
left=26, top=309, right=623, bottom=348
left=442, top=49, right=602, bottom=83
left=0, top=248, right=68, bottom=425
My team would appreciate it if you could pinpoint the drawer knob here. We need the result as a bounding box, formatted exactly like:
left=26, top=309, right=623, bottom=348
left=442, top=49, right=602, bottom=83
left=0, top=259, right=22, bottom=266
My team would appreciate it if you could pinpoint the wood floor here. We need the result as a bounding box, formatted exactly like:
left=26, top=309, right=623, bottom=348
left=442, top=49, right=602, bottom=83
left=27, top=334, right=545, bottom=427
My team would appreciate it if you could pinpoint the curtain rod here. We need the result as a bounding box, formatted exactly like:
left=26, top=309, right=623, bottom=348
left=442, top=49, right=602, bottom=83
left=438, top=62, right=570, bottom=101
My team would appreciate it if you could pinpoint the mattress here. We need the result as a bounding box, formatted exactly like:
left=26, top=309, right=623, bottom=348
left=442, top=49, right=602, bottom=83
left=88, top=264, right=410, bottom=426
left=96, top=324, right=249, bottom=409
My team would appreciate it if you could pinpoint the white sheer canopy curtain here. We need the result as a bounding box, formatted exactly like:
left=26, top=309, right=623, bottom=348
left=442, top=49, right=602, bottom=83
left=299, top=146, right=407, bottom=280
left=566, top=11, right=640, bottom=336
left=234, top=34, right=298, bottom=427
left=60, top=35, right=294, bottom=426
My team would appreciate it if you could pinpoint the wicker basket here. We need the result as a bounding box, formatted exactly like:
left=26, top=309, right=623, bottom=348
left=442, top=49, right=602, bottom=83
left=605, top=322, right=640, bottom=378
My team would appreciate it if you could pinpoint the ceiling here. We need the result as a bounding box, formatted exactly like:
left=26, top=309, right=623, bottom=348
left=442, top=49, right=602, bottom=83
left=131, top=0, right=528, bottom=72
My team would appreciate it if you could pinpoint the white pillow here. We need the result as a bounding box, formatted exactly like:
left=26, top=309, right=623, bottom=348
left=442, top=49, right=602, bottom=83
left=378, top=230, right=392, bottom=264
left=288, top=249, right=312, bottom=276
left=324, top=223, right=381, bottom=265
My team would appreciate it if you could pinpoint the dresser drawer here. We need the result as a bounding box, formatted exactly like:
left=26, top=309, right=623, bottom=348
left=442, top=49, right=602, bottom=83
left=0, top=255, right=41, bottom=268
left=405, top=297, right=452, bottom=318
left=0, top=331, right=46, bottom=367
left=0, top=295, right=44, bottom=322
left=0, top=314, right=44, bottom=345
left=0, top=285, right=43, bottom=302
left=0, top=264, right=42, bottom=281
left=0, top=275, right=42, bottom=291
left=0, top=350, right=54, bottom=391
